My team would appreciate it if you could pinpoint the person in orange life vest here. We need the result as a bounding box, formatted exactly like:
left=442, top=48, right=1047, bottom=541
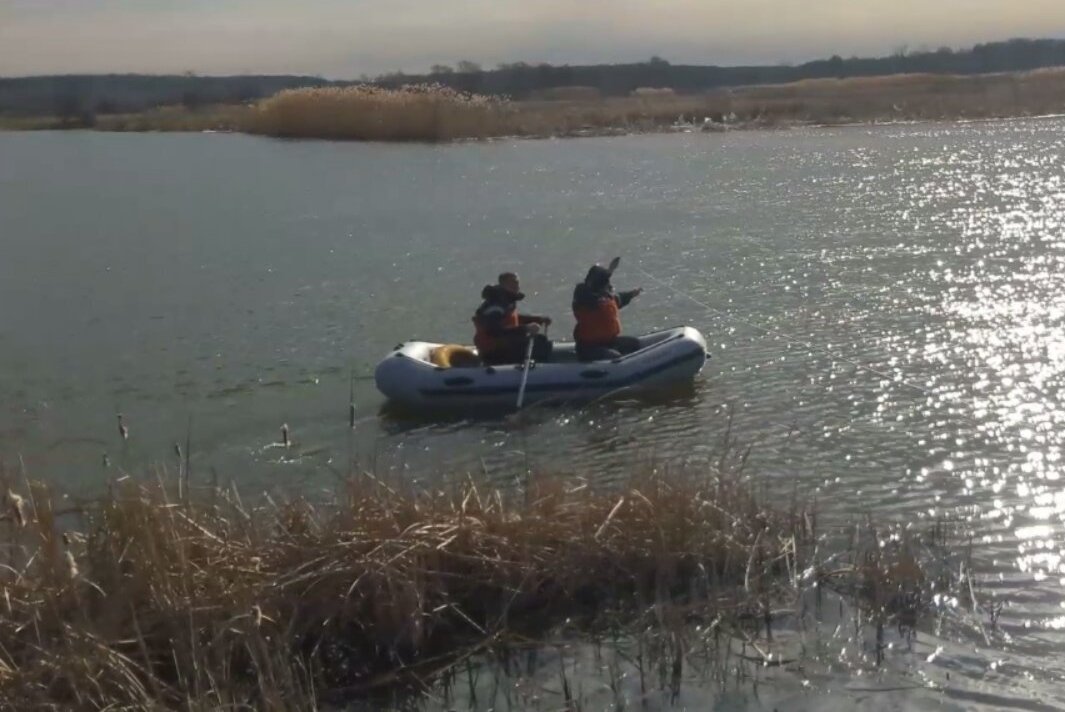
left=472, top=272, right=552, bottom=365
left=572, top=264, right=643, bottom=361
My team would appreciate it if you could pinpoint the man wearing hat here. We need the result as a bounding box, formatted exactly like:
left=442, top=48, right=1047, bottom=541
left=571, top=261, right=643, bottom=361
left=472, top=271, right=552, bottom=365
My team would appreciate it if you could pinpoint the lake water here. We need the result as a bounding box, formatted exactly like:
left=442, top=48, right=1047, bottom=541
left=3, top=122, right=1065, bottom=708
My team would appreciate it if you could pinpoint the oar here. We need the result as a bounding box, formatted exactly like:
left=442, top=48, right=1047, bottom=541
left=607, top=256, right=621, bottom=274
left=515, top=335, right=536, bottom=409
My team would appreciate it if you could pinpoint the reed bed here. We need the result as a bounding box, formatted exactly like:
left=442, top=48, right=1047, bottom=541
left=244, top=84, right=514, bottom=141
left=0, top=461, right=972, bottom=710
left=8, top=67, right=1065, bottom=139
left=729, top=66, right=1065, bottom=123
left=238, top=68, right=1065, bottom=143
left=514, top=67, right=1065, bottom=135
left=0, top=465, right=801, bottom=709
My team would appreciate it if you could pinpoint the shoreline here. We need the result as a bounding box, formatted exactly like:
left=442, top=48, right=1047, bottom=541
left=5, top=109, right=1065, bottom=143
left=5, top=66, right=1065, bottom=142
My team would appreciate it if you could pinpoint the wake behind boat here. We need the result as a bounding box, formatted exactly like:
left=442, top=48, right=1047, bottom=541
left=374, top=326, right=708, bottom=411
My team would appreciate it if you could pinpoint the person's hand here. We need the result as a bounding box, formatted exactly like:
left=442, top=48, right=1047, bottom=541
left=632, top=287, right=644, bottom=298
left=527, top=323, right=542, bottom=336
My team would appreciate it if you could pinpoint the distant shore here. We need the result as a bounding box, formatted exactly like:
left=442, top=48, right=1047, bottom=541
left=3, top=67, right=1065, bottom=141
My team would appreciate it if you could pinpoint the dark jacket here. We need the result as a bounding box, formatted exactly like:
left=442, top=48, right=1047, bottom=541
left=473, top=285, right=536, bottom=339
left=571, top=282, right=638, bottom=312
left=572, top=268, right=638, bottom=345
left=572, top=266, right=639, bottom=312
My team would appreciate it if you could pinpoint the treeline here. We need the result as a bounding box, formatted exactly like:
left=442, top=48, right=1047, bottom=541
left=399, top=38, right=1065, bottom=98
left=3, top=38, right=1065, bottom=118
left=0, top=74, right=326, bottom=119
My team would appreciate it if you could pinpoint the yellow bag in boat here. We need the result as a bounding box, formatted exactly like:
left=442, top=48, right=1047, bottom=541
left=429, top=345, right=481, bottom=368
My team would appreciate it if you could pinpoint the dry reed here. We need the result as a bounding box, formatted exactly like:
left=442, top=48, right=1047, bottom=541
left=0, top=457, right=975, bottom=710
left=8, top=67, right=1065, bottom=139
left=0, top=465, right=815, bottom=709
left=244, top=84, right=514, bottom=141
left=239, top=68, right=1065, bottom=143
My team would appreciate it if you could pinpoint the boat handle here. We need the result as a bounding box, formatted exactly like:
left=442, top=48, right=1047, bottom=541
left=580, top=369, right=608, bottom=379
left=443, top=376, right=475, bottom=386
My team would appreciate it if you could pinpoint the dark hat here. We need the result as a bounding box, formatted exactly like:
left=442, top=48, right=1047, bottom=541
left=584, top=265, right=612, bottom=289
left=482, top=284, right=524, bottom=301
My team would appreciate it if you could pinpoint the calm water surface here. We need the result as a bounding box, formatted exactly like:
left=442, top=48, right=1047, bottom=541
left=3, top=122, right=1065, bottom=708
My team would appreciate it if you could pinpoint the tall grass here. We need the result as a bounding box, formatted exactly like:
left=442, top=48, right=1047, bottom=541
left=0, top=460, right=968, bottom=709
left=239, top=68, right=1065, bottom=143
left=8, top=67, right=1065, bottom=139
left=730, top=66, right=1065, bottom=123
left=0, top=465, right=803, bottom=708
left=244, top=84, right=514, bottom=141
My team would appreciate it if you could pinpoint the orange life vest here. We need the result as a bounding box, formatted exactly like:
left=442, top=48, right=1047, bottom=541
left=573, top=297, right=620, bottom=346
left=473, top=306, right=520, bottom=355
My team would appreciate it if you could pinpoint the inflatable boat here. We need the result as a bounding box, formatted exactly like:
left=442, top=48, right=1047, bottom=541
left=374, top=326, right=708, bottom=411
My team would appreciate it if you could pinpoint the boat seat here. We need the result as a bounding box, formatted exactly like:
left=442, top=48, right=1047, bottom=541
left=429, top=344, right=481, bottom=369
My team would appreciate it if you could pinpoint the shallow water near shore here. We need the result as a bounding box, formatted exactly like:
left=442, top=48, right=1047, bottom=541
left=3, top=120, right=1065, bottom=708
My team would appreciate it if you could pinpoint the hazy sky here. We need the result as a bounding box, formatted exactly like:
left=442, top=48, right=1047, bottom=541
left=3, top=0, right=1064, bottom=78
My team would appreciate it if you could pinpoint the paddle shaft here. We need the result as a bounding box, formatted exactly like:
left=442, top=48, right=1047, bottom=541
left=515, top=335, right=536, bottom=409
